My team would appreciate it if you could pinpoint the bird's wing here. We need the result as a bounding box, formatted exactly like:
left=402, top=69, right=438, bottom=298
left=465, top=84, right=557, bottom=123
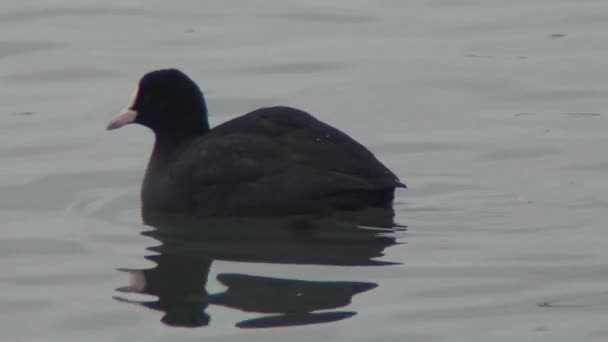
left=213, top=106, right=402, bottom=185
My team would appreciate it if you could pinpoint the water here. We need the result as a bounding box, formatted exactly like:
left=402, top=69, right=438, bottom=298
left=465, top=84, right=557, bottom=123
left=1, top=1, right=608, bottom=341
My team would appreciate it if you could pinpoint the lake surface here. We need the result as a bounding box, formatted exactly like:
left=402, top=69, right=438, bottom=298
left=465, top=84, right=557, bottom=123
left=1, top=1, right=608, bottom=341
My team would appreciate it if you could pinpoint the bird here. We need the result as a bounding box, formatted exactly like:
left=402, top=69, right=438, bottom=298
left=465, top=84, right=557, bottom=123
left=107, top=69, right=405, bottom=218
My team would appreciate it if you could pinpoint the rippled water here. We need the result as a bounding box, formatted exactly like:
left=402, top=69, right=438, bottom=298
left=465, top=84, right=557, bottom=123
left=1, top=1, right=608, bottom=341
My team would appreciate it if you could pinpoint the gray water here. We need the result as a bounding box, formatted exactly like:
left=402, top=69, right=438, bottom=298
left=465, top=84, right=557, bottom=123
left=2, top=1, right=608, bottom=341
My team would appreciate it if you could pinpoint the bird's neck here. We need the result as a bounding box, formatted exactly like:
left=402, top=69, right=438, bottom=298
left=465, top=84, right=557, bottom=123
left=150, top=133, right=197, bottom=163
left=141, top=135, right=197, bottom=213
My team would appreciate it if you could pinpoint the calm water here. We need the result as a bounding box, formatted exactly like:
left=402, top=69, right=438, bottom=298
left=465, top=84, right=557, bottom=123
left=1, top=1, right=608, bottom=341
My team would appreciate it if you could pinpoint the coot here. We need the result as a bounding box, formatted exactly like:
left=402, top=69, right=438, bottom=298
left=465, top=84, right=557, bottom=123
left=107, top=69, right=405, bottom=217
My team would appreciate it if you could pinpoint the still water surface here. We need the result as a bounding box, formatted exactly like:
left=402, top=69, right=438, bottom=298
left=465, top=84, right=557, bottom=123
left=1, top=1, right=608, bottom=341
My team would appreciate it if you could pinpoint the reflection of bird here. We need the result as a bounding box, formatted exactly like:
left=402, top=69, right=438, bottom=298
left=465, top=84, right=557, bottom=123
left=107, top=69, right=405, bottom=218
left=143, top=208, right=401, bottom=266
left=210, top=274, right=375, bottom=329
left=115, top=254, right=212, bottom=327
left=114, top=209, right=403, bottom=328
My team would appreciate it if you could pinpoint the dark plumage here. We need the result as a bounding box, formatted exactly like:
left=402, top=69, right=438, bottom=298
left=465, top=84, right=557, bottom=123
left=107, top=69, right=405, bottom=217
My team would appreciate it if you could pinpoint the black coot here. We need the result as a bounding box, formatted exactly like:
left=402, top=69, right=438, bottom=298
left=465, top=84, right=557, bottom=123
left=107, top=69, right=405, bottom=217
